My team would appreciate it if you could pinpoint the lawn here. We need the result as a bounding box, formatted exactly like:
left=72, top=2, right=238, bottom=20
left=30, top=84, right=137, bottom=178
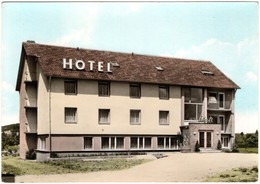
left=238, top=147, right=258, bottom=154
left=204, top=166, right=258, bottom=182
left=2, top=156, right=150, bottom=176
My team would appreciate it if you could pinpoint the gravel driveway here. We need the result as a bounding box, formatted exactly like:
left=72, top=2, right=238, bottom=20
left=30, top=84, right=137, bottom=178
left=16, top=153, right=258, bottom=182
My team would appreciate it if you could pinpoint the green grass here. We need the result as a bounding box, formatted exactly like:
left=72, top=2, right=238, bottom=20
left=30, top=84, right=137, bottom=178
left=204, top=166, right=258, bottom=182
left=2, top=156, right=150, bottom=176
left=238, top=147, right=258, bottom=154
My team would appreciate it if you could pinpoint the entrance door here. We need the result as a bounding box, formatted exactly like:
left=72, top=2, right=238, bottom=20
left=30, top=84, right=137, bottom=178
left=206, top=132, right=212, bottom=148
left=199, top=131, right=212, bottom=148
left=199, top=132, right=205, bottom=147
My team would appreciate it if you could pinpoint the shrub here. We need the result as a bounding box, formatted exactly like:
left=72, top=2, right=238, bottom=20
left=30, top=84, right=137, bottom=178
left=195, top=141, right=200, bottom=152
left=50, top=152, right=59, bottom=158
left=25, top=149, right=36, bottom=160
left=217, top=140, right=222, bottom=150
left=232, top=143, right=239, bottom=153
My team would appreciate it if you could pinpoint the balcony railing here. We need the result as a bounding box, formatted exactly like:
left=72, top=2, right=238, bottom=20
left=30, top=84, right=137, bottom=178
left=208, top=102, right=232, bottom=110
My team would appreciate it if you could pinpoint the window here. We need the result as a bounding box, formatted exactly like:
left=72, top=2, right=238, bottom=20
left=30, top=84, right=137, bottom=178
left=208, top=92, right=225, bottom=109
left=219, top=93, right=225, bottom=109
left=101, top=137, right=124, bottom=150
left=185, top=104, right=202, bottom=120
left=157, top=137, right=179, bottom=149
left=159, top=86, right=169, bottom=99
left=184, top=88, right=203, bottom=103
left=130, top=110, right=141, bottom=124
left=130, top=83, right=141, bottom=98
left=221, top=137, right=229, bottom=148
left=65, top=108, right=77, bottom=123
left=99, top=109, right=110, bottom=124
left=184, top=88, right=203, bottom=121
left=39, top=137, right=46, bottom=150
left=64, top=80, right=77, bottom=95
left=130, top=137, right=151, bottom=149
left=159, top=111, right=169, bottom=125
left=84, top=137, right=93, bottom=149
left=98, top=82, right=110, bottom=96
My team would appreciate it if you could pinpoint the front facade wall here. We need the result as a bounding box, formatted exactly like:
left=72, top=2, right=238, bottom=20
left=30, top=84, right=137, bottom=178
left=49, top=79, right=182, bottom=135
left=19, top=57, right=236, bottom=159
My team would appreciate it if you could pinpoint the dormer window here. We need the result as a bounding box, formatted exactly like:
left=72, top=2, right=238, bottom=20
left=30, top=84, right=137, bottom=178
left=110, top=61, right=120, bottom=67
left=154, top=66, right=164, bottom=71
left=201, top=69, right=214, bottom=75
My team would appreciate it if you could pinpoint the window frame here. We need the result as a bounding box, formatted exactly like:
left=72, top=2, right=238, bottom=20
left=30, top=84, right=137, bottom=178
left=64, top=107, right=77, bottom=123
left=98, top=109, right=110, bottom=124
left=130, top=137, right=152, bottom=150
left=129, top=83, right=141, bottom=98
left=183, top=87, right=203, bottom=121
left=130, top=110, right=141, bottom=125
left=159, top=111, right=169, bottom=125
left=159, top=85, right=169, bottom=100
left=98, top=81, right=110, bottom=96
left=83, top=137, right=93, bottom=150
left=208, top=91, right=226, bottom=109
left=101, top=137, right=124, bottom=150
left=64, top=80, right=77, bottom=95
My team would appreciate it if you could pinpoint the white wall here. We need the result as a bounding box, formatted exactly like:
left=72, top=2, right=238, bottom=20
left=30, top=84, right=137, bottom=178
left=49, top=79, right=182, bottom=135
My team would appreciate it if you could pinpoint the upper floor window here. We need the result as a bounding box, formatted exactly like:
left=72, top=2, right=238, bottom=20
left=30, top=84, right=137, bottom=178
left=208, top=92, right=225, bottom=109
left=98, top=82, right=110, bottom=96
left=65, top=107, right=77, bottom=123
left=183, top=88, right=203, bottom=121
left=99, top=109, right=110, bottom=124
left=130, top=83, right=141, bottom=98
left=184, top=88, right=203, bottom=103
left=159, top=86, right=169, bottom=99
left=130, top=110, right=141, bottom=125
left=64, top=80, right=77, bottom=95
left=159, top=111, right=169, bottom=125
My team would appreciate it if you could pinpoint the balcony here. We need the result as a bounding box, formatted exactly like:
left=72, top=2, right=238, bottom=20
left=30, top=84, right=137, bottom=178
left=25, top=108, right=37, bottom=133
left=25, top=72, right=37, bottom=82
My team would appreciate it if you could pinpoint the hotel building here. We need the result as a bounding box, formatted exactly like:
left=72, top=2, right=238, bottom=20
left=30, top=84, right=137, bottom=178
left=16, top=41, right=240, bottom=161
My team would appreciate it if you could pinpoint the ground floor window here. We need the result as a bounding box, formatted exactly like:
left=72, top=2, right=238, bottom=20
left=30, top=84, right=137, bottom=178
left=101, top=137, right=124, bottom=150
left=38, top=137, right=46, bottom=150
left=84, top=137, right=93, bottom=149
left=157, top=137, right=179, bottom=149
left=221, top=136, right=230, bottom=148
left=130, top=137, right=151, bottom=149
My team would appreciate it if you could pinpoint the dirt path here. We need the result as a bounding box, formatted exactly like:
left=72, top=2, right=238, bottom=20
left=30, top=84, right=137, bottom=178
left=16, top=153, right=258, bottom=182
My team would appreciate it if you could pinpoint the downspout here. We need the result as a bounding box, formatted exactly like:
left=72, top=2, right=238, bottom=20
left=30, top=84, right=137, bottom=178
left=48, top=76, right=52, bottom=155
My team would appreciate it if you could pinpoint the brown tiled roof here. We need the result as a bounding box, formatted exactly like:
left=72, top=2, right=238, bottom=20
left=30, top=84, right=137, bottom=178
left=16, top=42, right=240, bottom=91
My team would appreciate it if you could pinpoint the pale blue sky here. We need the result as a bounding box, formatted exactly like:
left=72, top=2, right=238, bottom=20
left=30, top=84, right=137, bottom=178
left=1, top=2, right=258, bottom=133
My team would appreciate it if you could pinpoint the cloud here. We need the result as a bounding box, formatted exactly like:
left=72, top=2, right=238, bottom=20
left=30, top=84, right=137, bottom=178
left=126, top=3, right=142, bottom=14
left=1, top=81, right=15, bottom=93
left=235, top=111, right=258, bottom=133
left=53, top=5, right=99, bottom=47
left=245, top=71, right=258, bottom=82
left=1, top=113, right=19, bottom=126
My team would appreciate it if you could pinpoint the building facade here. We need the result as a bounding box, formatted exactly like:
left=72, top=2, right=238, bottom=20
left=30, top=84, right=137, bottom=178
left=16, top=41, right=240, bottom=161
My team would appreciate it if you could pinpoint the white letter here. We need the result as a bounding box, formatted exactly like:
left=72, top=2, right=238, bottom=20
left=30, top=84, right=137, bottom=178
left=75, top=60, right=85, bottom=70
left=88, top=61, right=95, bottom=71
left=98, top=62, right=103, bottom=72
left=63, top=58, right=72, bottom=69
left=107, top=62, right=112, bottom=73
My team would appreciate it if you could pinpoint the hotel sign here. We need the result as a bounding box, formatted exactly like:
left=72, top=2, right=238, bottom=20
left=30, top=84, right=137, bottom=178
left=63, top=58, right=112, bottom=72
